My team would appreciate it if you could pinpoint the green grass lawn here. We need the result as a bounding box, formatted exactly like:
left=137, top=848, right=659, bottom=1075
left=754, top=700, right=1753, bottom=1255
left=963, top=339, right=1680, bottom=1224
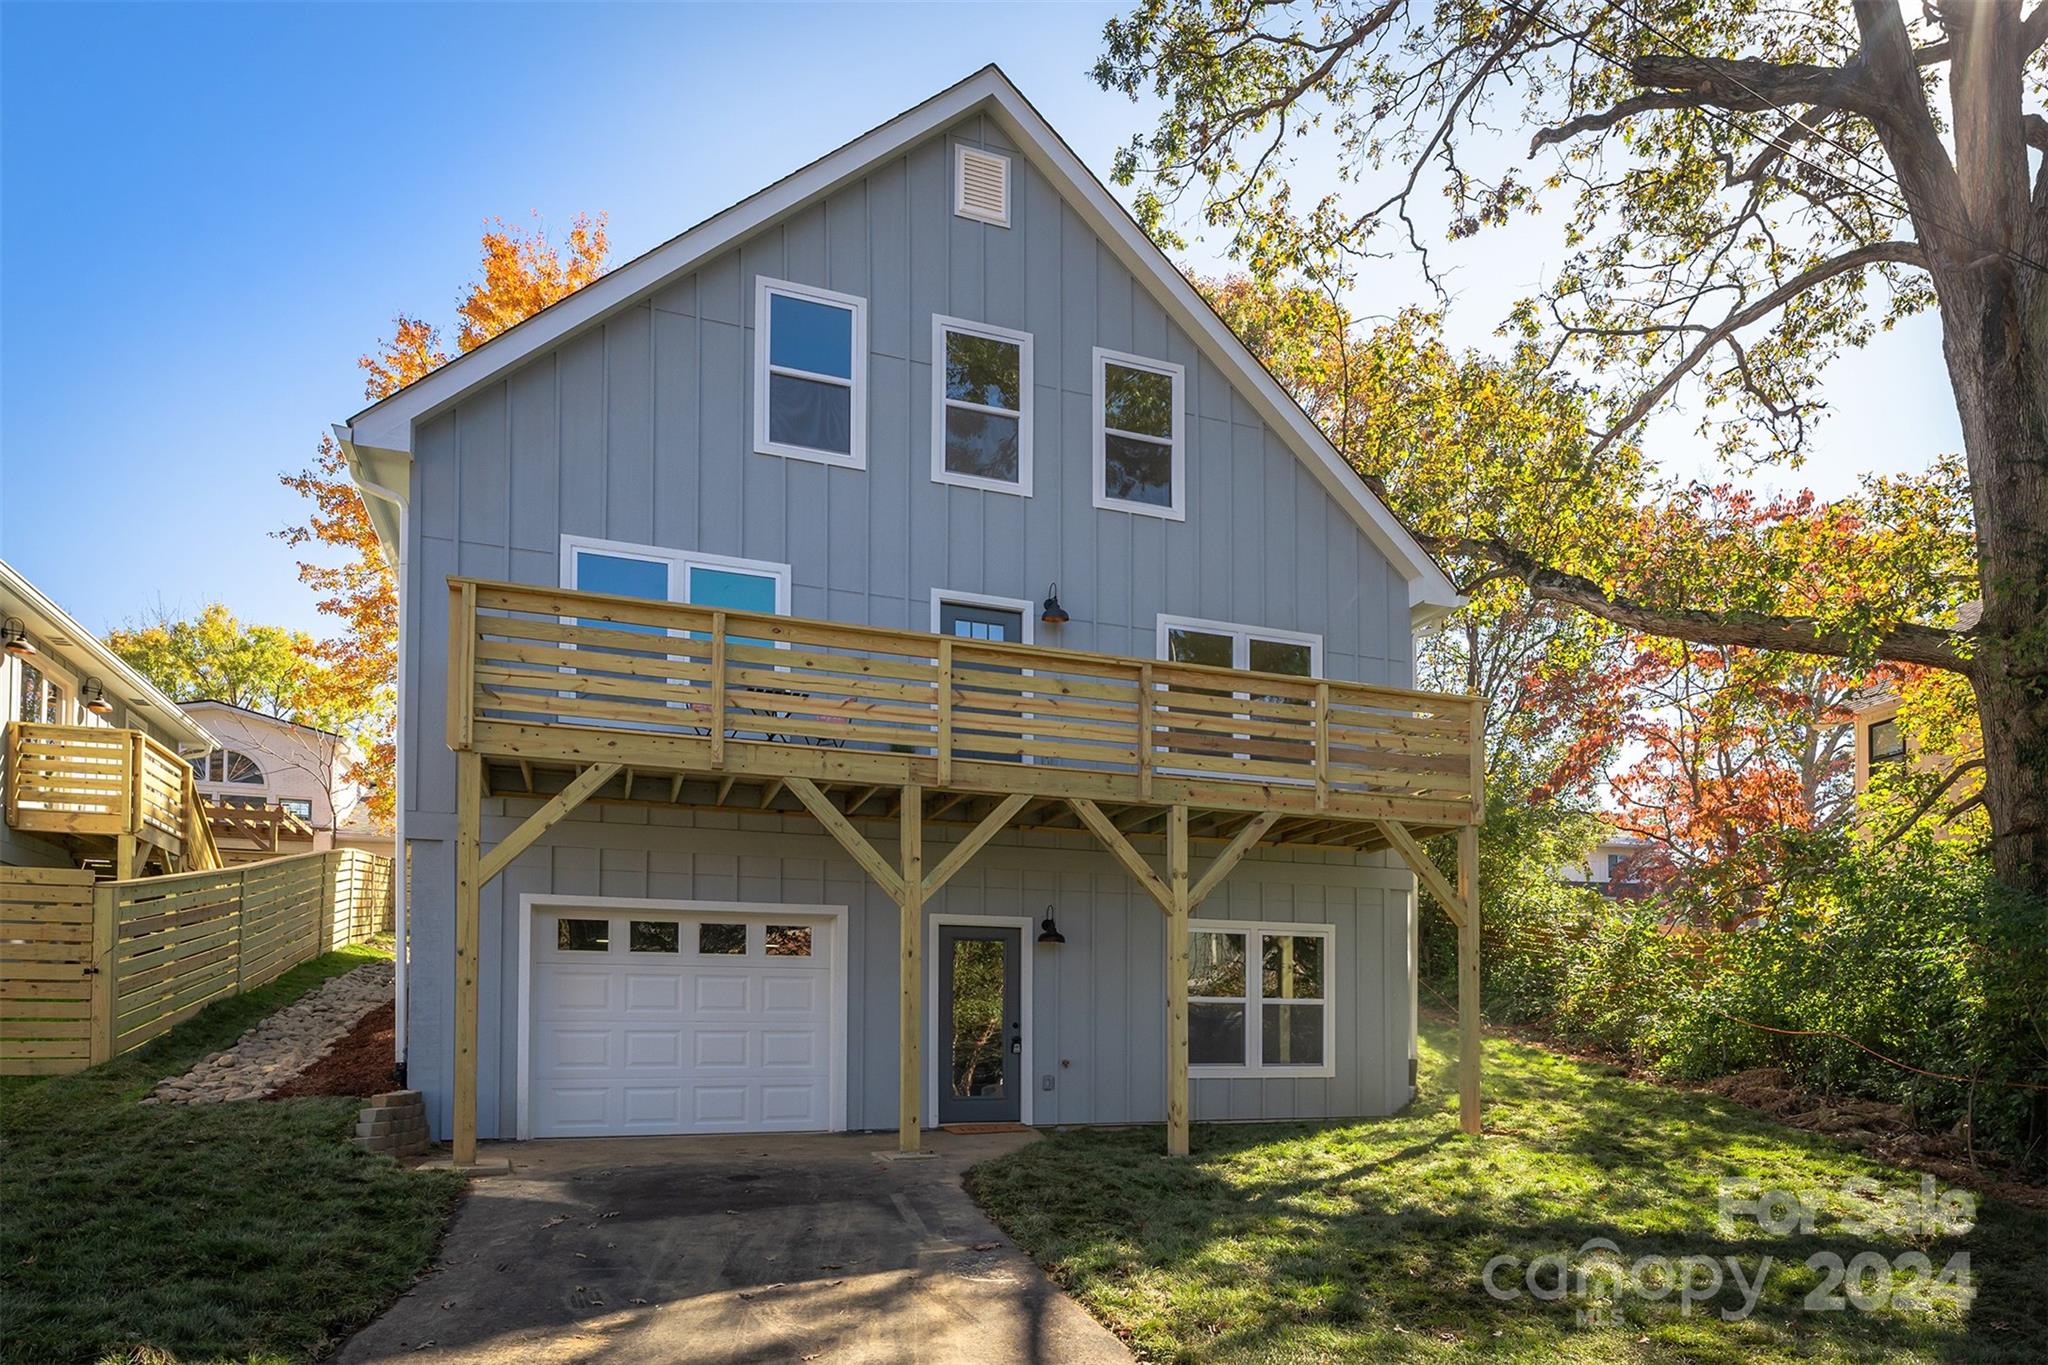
left=0, top=945, right=465, bottom=1365
left=970, top=1021, right=2048, bottom=1363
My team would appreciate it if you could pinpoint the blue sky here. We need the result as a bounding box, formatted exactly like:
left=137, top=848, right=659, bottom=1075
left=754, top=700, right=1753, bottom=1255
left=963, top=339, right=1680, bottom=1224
left=0, top=2, right=1962, bottom=639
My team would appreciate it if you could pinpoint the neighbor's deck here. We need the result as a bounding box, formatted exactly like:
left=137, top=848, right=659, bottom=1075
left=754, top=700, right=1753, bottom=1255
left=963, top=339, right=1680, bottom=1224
left=3, top=722, right=221, bottom=875
left=446, top=578, right=1484, bottom=850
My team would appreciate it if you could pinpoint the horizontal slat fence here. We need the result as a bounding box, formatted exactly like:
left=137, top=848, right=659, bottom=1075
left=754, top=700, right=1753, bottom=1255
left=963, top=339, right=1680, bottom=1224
left=454, top=579, right=1485, bottom=825
left=0, top=848, right=394, bottom=1075
left=0, top=868, right=99, bottom=1074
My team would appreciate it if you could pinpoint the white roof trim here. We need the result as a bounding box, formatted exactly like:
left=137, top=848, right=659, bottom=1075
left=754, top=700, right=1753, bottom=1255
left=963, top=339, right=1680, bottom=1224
left=341, top=65, right=1462, bottom=620
left=0, top=557, right=219, bottom=750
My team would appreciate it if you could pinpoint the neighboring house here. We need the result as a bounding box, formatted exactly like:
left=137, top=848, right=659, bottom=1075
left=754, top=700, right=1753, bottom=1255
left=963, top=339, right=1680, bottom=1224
left=1, top=557, right=220, bottom=874
left=1558, top=827, right=1657, bottom=900
left=178, top=699, right=392, bottom=864
left=336, top=67, right=1486, bottom=1160
left=1849, top=692, right=1913, bottom=795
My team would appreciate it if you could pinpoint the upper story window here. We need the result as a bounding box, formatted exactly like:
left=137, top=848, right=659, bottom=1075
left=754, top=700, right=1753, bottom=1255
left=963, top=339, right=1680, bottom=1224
left=278, top=798, right=315, bottom=822
left=1158, top=616, right=1321, bottom=678
left=754, top=277, right=867, bottom=469
left=1093, top=348, right=1185, bottom=520
left=931, top=317, right=1032, bottom=495
left=17, top=662, right=64, bottom=724
left=1869, top=717, right=1906, bottom=766
left=192, top=749, right=264, bottom=785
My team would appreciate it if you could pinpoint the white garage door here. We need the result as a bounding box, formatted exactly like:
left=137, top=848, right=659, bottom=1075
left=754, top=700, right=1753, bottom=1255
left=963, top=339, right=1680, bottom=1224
left=529, top=908, right=838, bottom=1137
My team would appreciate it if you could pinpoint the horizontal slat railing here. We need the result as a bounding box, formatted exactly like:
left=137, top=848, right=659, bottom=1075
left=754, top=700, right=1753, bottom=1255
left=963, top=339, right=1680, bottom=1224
left=3, top=723, right=218, bottom=867
left=450, top=578, right=1483, bottom=824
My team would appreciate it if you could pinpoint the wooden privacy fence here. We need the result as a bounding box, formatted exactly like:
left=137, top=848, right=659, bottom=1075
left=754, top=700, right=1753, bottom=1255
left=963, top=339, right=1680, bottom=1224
left=0, top=847, right=395, bottom=1075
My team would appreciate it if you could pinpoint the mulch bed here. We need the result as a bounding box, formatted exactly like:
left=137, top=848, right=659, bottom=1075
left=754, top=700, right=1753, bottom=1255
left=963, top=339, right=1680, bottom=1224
left=267, top=1001, right=400, bottom=1100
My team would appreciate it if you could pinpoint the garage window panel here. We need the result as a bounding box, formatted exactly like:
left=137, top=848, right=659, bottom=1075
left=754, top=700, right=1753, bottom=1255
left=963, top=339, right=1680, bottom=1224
left=699, top=922, right=748, bottom=955
left=630, top=921, right=680, bottom=953
left=558, top=919, right=610, bottom=952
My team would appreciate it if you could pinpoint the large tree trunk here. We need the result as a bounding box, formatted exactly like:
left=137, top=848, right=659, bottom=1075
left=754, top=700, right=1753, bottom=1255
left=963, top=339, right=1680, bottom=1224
left=1943, top=266, right=2048, bottom=896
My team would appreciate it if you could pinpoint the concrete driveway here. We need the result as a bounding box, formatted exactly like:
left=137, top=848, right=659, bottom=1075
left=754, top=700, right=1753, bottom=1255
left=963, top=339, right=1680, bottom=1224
left=338, top=1130, right=1130, bottom=1364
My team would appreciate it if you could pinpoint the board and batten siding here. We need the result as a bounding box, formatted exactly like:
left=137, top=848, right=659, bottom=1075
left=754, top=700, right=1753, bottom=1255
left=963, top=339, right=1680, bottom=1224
left=396, top=114, right=1421, bottom=1139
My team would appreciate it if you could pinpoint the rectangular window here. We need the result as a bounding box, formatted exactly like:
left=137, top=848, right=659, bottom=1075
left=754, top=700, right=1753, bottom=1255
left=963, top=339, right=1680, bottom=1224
left=1186, top=920, right=1334, bottom=1076
left=1158, top=617, right=1322, bottom=677
left=754, top=277, right=867, bottom=468
left=1869, top=717, right=1906, bottom=765
left=931, top=317, right=1032, bottom=495
left=278, top=798, right=314, bottom=822
left=630, top=920, right=680, bottom=953
left=698, top=922, right=748, bottom=955
left=557, top=918, right=610, bottom=952
left=1093, top=348, right=1185, bottom=520
left=766, top=925, right=813, bottom=957
left=18, top=662, right=44, bottom=723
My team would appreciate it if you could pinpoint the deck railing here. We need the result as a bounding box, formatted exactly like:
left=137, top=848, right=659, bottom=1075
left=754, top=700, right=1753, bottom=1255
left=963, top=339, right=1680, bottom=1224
left=450, top=578, right=1484, bottom=826
left=3, top=722, right=221, bottom=870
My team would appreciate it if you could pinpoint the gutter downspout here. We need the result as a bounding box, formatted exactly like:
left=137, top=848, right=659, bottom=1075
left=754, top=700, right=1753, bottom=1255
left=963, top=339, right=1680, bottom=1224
left=338, top=426, right=411, bottom=1074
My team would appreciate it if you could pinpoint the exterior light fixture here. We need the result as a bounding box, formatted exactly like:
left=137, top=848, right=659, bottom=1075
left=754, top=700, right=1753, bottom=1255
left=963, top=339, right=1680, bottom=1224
left=2, top=618, right=34, bottom=657
left=1039, top=583, right=1069, bottom=626
left=81, top=679, right=113, bottom=716
left=1037, top=906, right=1065, bottom=945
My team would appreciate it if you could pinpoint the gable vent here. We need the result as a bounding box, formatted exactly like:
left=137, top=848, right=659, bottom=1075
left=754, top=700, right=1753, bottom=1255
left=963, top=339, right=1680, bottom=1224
left=954, top=145, right=1010, bottom=227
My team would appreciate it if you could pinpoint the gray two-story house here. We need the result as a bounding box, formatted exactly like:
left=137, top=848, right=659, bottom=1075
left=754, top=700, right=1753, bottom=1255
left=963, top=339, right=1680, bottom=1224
left=338, top=67, right=1485, bottom=1162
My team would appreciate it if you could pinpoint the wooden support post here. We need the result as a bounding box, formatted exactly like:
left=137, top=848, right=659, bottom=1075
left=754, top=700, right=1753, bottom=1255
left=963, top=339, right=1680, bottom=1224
left=898, top=784, right=924, bottom=1153
left=1457, top=822, right=1481, bottom=1136
left=1166, top=804, right=1191, bottom=1157
left=937, top=638, right=954, bottom=788
left=1314, top=680, right=1331, bottom=811
left=709, top=611, right=728, bottom=769
left=114, top=834, right=138, bottom=883
left=453, top=751, right=482, bottom=1165
left=1136, top=662, right=1155, bottom=800
left=90, top=881, right=115, bottom=1064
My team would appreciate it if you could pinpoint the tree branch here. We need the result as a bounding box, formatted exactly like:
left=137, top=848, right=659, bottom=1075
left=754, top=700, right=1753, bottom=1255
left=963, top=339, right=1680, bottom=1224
left=1530, top=92, right=1716, bottom=153
left=1594, top=240, right=1926, bottom=449
left=1876, top=757, right=1987, bottom=845
left=1630, top=52, right=1884, bottom=122
left=1448, top=536, right=1971, bottom=672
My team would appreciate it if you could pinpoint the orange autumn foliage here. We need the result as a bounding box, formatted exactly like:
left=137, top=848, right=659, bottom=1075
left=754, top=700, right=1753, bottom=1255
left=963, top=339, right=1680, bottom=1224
left=279, top=215, right=610, bottom=828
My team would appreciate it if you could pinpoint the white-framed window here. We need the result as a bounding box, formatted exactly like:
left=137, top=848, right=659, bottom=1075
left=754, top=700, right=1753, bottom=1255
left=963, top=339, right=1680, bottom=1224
left=1093, top=347, right=1185, bottom=520
left=191, top=749, right=265, bottom=786
left=560, top=536, right=793, bottom=618
left=278, top=797, right=315, bottom=822
left=1187, top=919, right=1335, bottom=1077
left=753, top=277, right=867, bottom=468
left=17, top=661, right=65, bottom=724
left=930, top=317, right=1032, bottom=496
left=1156, top=615, right=1322, bottom=677
left=953, top=143, right=1012, bottom=227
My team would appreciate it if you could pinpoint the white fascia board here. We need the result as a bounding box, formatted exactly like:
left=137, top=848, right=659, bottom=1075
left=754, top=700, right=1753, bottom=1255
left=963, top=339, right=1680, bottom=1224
left=0, top=557, right=220, bottom=750
left=338, top=65, right=1462, bottom=616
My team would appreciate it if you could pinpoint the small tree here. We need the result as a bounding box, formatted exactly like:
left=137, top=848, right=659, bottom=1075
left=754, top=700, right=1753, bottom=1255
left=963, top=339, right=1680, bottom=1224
left=278, top=214, right=610, bottom=829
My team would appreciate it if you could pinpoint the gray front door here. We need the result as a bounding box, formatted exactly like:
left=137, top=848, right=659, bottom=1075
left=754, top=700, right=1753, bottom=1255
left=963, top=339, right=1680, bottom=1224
left=936, top=925, right=1022, bottom=1124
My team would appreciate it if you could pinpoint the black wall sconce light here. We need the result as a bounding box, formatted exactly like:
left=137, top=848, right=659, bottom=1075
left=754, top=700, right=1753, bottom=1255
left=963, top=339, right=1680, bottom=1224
left=2, top=618, right=35, bottom=657
left=81, top=679, right=114, bottom=715
left=1040, top=583, right=1069, bottom=626
left=1037, top=905, right=1066, bottom=945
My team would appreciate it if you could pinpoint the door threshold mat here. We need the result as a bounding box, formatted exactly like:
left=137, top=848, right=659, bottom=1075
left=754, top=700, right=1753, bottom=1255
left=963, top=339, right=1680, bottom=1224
left=939, top=1122, right=1032, bottom=1134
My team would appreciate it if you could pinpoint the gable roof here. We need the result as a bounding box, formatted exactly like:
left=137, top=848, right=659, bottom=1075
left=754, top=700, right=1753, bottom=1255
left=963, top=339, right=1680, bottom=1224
left=338, top=65, right=1462, bottom=625
left=0, top=557, right=219, bottom=751
left=181, top=697, right=346, bottom=743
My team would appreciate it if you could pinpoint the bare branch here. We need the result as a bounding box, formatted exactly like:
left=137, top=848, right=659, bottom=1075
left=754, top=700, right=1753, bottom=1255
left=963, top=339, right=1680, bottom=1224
left=1595, top=240, right=1926, bottom=450
left=1446, top=536, right=1972, bottom=672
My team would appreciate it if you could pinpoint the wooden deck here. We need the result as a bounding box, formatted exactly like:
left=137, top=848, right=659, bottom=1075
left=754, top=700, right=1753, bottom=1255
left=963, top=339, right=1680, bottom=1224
left=3, top=722, right=222, bottom=876
left=444, top=576, right=1486, bottom=1162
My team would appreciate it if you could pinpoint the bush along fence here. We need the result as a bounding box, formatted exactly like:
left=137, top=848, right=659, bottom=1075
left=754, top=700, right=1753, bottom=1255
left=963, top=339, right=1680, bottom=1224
left=0, top=847, right=395, bottom=1075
